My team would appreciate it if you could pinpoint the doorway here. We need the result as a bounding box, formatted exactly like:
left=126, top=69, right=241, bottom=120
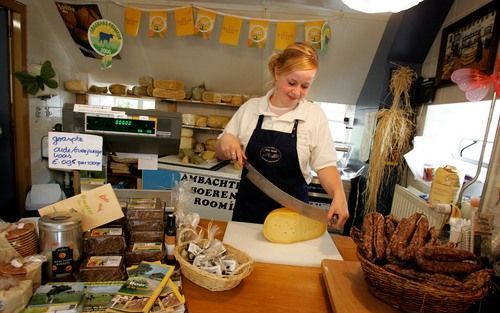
left=0, top=0, right=29, bottom=221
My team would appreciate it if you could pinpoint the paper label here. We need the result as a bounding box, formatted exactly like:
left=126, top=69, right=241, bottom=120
left=86, top=255, right=122, bottom=267
left=132, top=242, right=163, bottom=251
left=91, top=227, right=123, bottom=236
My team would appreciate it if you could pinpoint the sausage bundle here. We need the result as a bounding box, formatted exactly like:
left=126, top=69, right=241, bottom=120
left=351, top=212, right=493, bottom=292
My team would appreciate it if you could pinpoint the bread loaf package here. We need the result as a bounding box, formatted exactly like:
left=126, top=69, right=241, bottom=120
left=429, top=165, right=460, bottom=205
left=202, top=91, right=222, bottom=103
left=127, top=219, right=164, bottom=232
left=125, top=242, right=165, bottom=266
left=129, top=231, right=164, bottom=243
left=64, top=80, right=86, bottom=92
left=180, top=137, right=194, bottom=150
left=207, top=115, right=230, bottom=128
left=154, top=79, right=184, bottom=90
left=182, top=113, right=198, bottom=126
left=181, top=127, right=194, bottom=137
left=83, top=227, right=127, bottom=256
left=152, top=88, right=186, bottom=100
left=79, top=255, right=126, bottom=282
left=109, top=84, right=127, bottom=95
left=0, top=277, right=32, bottom=313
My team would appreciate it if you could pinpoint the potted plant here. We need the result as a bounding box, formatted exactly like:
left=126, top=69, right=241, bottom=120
left=14, top=60, right=58, bottom=97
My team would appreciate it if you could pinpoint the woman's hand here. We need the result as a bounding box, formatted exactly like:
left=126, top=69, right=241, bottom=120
left=216, top=133, right=246, bottom=167
left=327, top=195, right=349, bottom=230
left=316, top=166, right=349, bottom=230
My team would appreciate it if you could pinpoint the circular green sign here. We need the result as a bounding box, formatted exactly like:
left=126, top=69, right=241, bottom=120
left=88, top=19, right=123, bottom=57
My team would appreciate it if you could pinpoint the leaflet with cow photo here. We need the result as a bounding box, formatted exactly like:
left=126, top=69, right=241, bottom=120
left=106, top=262, right=174, bottom=313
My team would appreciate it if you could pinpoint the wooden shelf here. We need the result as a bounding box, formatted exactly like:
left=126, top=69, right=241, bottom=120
left=161, top=98, right=241, bottom=108
left=181, top=125, right=224, bottom=132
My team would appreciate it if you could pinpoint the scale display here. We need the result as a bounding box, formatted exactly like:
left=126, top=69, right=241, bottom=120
left=85, top=115, right=157, bottom=136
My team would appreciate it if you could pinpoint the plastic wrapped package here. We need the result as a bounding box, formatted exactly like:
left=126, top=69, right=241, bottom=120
left=128, top=197, right=161, bottom=207
left=83, top=227, right=127, bottom=256
left=129, top=231, right=164, bottom=243
left=0, top=277, right=32, bottom=313
left=127, top=219, right=164, bottom=231
left=127, top=202, right=163, bottom=220
left=0, top=258, right=43, bottom=291
left=79, top=255, right=126, bottom=282
left=125, top=242, right=165, bottom=266
left=127, top=205, right=163, bottom=222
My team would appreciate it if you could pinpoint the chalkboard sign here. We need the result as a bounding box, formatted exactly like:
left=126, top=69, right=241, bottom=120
left=48, top=132, right=103, bottom=171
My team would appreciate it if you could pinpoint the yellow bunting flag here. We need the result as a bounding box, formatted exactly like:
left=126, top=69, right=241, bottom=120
left=247, top=20, right=269, bottom=48
left=148, top=11, right=167, bottom=38
left=219, top=15, right=243, bottom=46
left=321, top=23, right=332, bottom=52
left=195, top=8, right=216, bottom=40
left=304, top=20, right=324, bottom=49
left=124, top=7, right=142, bottom=36
left=174, top=6, right=195, bottom=36
left=275, top=22, right=296, bottom=50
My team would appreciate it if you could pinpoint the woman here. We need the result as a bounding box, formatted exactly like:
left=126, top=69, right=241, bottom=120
left=216, top=42, right=348, bottom=229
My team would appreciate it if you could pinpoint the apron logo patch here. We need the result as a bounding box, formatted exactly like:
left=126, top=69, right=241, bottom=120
left=260, top=146, right=281, bottom=163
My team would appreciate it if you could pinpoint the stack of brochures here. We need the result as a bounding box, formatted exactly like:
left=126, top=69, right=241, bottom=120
left=22, top=262, right=186, bottom=313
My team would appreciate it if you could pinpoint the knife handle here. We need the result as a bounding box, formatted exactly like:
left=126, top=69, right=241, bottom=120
left=328, top=214, right=339, bottom=227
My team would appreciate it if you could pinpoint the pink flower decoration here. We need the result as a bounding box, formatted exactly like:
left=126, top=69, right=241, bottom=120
left=451, top=54, right=500, bottom=102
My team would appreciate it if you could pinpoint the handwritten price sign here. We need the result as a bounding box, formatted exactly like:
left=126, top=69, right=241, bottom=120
left=48, top=132, right=103, bottom=171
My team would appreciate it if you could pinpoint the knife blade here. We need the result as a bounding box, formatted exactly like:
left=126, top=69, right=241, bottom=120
left=244, top=162, right=330, bottom=224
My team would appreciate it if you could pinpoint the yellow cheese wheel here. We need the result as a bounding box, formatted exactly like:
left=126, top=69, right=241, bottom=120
left=263, top=208, right=327, bottom=243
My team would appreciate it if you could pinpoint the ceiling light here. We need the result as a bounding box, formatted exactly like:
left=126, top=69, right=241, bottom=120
left=342, top=0, right=424, bottom=13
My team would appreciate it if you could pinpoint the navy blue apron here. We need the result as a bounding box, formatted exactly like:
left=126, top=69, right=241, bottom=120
left=232, top=114, right=309, bottom=223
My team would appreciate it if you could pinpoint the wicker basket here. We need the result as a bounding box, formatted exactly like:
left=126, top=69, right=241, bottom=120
left=357, top=249, right=488, bottom=313
left=174, top=234, right=253, bottom=291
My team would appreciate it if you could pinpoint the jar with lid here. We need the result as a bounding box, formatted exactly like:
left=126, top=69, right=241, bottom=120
left=39, top=212, right=82, bottom=282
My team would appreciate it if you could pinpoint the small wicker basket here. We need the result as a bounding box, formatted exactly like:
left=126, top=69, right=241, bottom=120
left=357, top=249, right=488, bottom=313
left=174, top=229, right=253, bottom=291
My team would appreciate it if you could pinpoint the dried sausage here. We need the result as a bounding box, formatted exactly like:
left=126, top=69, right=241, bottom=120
left=397, top=216, right=429, bottom=262
left=462, top=269, right=493, bottom=291
left=361, top=213, right=375, bottom=260
left=421, top=245, right=479, bottom=262
left=395, top=213, right=421, bottom=254
left=415, top=247, right=481, bottom=275
left=373, top=212, right=386, bottom=261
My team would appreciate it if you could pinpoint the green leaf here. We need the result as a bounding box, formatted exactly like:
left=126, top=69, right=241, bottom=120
left=14, top=71, right=37, bottom=85
left=36, top=76, right=45, bottom=90
left=26, top=84, right=39, bottom=95
left=40, top=61, right=56, bottom=80
left=45, top=79, right=58, bottom=89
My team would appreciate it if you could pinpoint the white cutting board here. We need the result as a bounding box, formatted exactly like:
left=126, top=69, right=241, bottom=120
left=222, top=221, right=343, bottom=267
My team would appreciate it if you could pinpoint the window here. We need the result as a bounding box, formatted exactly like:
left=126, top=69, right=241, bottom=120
left=421, top=100, right=499, bottom=183
left=315, top=101, right=355, bottom=144
left=315, top=101, right=356, bottom=167
left=87, top=93, right=155, bottom=110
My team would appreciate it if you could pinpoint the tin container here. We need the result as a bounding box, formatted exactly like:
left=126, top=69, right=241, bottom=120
left=39, top=212, right=82, bottom=282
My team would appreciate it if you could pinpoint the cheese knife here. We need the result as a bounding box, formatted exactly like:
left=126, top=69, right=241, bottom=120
left=244, top=162, right=332, bottom=224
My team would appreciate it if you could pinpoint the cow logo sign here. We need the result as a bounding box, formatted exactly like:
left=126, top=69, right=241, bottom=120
left=88, top=19, right=123, bottom=70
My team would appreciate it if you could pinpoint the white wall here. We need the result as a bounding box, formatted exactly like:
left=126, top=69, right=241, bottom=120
left=21, top=0, right=389, bottom=185
left=23, top=0, right=78, bottom=185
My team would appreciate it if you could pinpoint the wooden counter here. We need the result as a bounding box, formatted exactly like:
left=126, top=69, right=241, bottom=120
left=182, top=220, right=358, bottom=313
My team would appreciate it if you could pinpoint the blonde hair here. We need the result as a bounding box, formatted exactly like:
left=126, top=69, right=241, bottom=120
left=268, top=42, right=319, bottom=81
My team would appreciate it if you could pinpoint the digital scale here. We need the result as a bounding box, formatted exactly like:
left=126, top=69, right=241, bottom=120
left=85, top=114, right=158, bottom=136
left=63, top=103, right=182, bottom=156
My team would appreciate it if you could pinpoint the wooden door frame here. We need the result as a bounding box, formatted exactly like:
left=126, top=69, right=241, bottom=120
left=1, top=0, right=30, bottom=216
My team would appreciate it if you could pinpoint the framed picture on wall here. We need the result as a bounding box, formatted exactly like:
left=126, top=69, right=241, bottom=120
left=435, top=1, right=500, bottom=86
